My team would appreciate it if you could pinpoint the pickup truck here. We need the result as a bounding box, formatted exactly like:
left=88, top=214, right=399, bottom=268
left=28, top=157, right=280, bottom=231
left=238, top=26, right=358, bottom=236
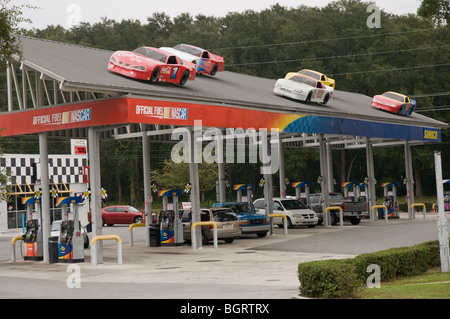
left=309, top=193, right=367, bottom=225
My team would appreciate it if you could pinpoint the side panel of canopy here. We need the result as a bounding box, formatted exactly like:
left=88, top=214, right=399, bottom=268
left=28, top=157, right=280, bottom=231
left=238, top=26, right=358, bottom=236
left=0, top=96, right=442, bottom=143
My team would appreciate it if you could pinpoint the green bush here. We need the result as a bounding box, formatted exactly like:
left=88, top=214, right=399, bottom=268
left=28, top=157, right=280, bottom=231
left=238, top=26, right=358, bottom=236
left=398, top=202, right=435, bottom=213
left=297, top=259, right=359, bottom=299
left=297, top=240, right=444, bottom=298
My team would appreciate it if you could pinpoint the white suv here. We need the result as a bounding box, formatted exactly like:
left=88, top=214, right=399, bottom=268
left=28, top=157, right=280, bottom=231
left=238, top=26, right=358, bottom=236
left=253, top=197, right=318, bottom=228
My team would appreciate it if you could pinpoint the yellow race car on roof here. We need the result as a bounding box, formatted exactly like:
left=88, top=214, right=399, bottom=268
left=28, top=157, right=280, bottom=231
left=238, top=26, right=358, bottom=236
left=286, top=69, right=335, bottom=90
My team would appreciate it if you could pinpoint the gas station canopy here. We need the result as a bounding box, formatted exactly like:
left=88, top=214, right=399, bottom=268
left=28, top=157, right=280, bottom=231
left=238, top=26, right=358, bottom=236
left=3, top=35, right=449, bottom=265
left=1, top=35, right=447, bottom=143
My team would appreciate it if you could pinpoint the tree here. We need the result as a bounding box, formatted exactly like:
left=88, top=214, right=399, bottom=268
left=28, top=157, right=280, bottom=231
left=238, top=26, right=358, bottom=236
left=418, top=0, right=450, bottom=25
left=151, top=159, right=218, bottom=202
left=0, top=0, right=35, bottom=65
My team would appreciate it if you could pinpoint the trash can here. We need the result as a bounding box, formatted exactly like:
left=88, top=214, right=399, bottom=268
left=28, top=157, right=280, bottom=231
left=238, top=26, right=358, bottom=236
left=48, top=236, right=59, bottom=264
left=149, top=224, right=161, bottom=247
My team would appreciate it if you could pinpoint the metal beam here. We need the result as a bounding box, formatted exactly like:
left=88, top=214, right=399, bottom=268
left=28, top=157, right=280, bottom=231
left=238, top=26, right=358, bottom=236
left=404, top=140, right=414, bottom=219
left=365, top=137, right=377, bottom=222
left=89, top=127, right=103, bottom=265
left=142, top=125, right=152, bottom=247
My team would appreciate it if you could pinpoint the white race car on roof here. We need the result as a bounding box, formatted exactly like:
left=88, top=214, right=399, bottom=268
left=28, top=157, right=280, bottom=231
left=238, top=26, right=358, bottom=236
left=273, top=74, right=333, bottom=105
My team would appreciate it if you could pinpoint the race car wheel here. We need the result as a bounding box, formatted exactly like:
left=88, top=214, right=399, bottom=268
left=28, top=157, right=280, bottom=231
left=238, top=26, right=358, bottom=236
left=211, top=64, right=218, bottom=76
left=179, top=70, right=189, bottom=85
left=150, top=67, right=160, bottom=83
left=322, top=93, right=330, bottom=105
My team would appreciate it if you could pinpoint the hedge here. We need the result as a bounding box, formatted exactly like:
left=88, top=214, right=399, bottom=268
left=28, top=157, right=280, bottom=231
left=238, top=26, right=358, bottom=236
left=397, top=202, right=435, bottom=213
left=297, top=240, right=445, bottom=298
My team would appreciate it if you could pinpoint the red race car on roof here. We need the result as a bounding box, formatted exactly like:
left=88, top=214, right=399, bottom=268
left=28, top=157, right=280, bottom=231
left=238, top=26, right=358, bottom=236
left=160, top=44, right=224, bottom=76
left=371, top=91, right=416, bottom=116
left=108, top=46, right=196, bottom=85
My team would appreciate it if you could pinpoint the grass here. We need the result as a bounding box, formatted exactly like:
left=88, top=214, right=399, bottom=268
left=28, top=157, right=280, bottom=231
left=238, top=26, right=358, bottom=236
left=355, top=267, right=450, bottom=299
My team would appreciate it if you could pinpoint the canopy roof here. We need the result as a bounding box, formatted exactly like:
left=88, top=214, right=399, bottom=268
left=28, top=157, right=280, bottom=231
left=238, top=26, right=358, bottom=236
left=2, top=35, right=447, bottom=143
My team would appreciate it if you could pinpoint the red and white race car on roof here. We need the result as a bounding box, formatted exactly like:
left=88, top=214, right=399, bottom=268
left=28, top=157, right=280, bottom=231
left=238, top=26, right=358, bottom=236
left=160, top=44, right=224, bottom=76
left=371, top=91, right=416, bottom=116
left=108, top=46, right=196, bottom=85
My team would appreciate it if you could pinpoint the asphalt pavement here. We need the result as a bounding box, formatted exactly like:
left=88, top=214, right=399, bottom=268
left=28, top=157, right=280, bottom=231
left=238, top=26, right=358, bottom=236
left=0, top=212, right=447, bottom=301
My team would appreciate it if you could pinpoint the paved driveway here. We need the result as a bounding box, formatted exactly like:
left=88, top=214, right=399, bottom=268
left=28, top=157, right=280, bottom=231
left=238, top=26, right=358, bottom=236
left=0, top=213, right=446, bottom=300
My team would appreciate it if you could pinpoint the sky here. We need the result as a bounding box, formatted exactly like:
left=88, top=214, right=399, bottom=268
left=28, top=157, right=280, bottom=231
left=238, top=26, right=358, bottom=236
left=12, top=0, right=423, bottom=30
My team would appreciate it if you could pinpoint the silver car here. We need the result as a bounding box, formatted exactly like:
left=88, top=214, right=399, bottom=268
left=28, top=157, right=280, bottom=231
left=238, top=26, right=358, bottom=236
left=182, top=208, right=241, bottom=245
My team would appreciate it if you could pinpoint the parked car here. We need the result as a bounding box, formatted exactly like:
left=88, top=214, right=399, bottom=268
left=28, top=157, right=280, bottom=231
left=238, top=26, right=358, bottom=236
left=108, top=46, right=196, bottom=85
left=309, top=193, right=367, bottom=225
left=182, top=208, right=241, bottom=245
left=253, top=197, right=318, bottom=228
left=273, top=74, right=333, bottom=105
left=50, top=220, right=89, bottom=248
left=212, top=202, right=270, bottom=237
left=101, top=205, right=144, bottom=226
left=160, top=44, right=224, bottom=76
left=286, top=69, right=335, bottom=89
left=371, top=91, right=416, bottom=116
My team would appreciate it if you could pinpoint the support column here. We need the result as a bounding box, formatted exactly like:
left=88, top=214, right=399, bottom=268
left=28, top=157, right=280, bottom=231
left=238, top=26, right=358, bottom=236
left=142, top=127, right=152, bottom=246
left=89, top=127, right=103, bottom=264
left=434, top=151, right=450, bottom=273
left=326, top=142, right=334, bottom=193
left=189, top=126, right=202, bottom=248
left=217, top=132, right=226, bottom=203
left=404, top=140, right=414, bottom=219
left=260, top=130, right=275, bottom=234
left=22, top=68, right=27, bottom=109
left=6, top=62, right=13, bottom=111
left=278, top=140, right=286, bottom=198
left=365, top=138, right=376, bottom=221
left=39, top=132, right=51, bottom=263
left=319, top=135, right=330, bottom=226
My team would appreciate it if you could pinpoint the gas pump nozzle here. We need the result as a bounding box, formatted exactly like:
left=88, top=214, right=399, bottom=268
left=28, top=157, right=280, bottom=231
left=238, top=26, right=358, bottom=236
left=23, top=219, right=39, bottom=243
left=60, top=220, right=74, bottom=245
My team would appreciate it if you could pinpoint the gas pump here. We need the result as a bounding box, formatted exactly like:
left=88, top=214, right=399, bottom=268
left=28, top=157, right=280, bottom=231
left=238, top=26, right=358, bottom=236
left=357, top=182, right=368, bottom=201
left=291, top=182, right=312, bottom=206
left=443, top=179, right=450, bottom=211
left=56, top=196, right=85, bottom=262
left=381, top=182, right=399, bottom=218
left=233, top=184, right=254, bottom=202
left=341, top=182, right=359, bottom=200
left=158, top=189, right=183, bottom=246
left=21, top=197, right=43, bottom=261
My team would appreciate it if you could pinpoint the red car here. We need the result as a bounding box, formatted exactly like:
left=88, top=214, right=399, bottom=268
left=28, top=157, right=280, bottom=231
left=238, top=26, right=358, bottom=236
left=160, top=44, right=224, bottom=76
left=371, top=91, right=416, bottom=116
left=108, top=47, right=196, bottom=85
left=101, top=205, right=145, bottom=226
